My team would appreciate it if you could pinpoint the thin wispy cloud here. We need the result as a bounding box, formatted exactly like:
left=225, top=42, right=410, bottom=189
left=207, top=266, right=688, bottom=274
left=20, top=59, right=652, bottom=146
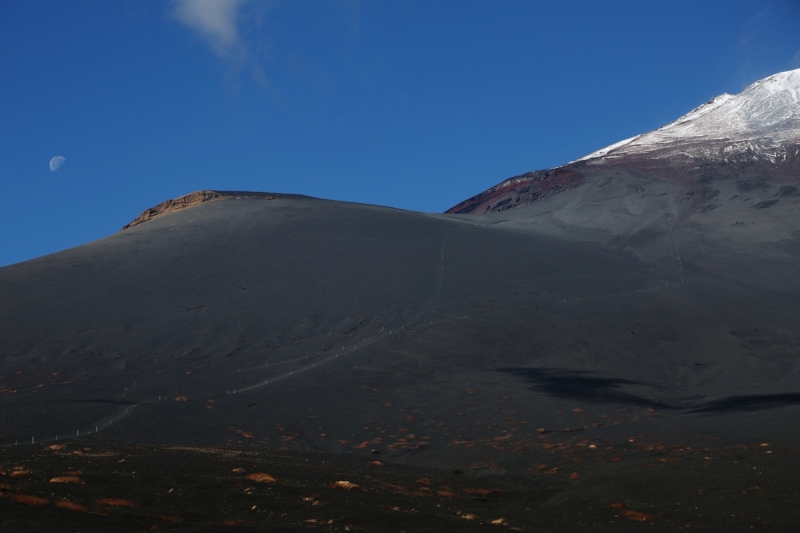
left=173, top=0, right=248, bottom=58
left=173, top=0, right=283, bottom=100
left=171, top=0, right=358, bottom=101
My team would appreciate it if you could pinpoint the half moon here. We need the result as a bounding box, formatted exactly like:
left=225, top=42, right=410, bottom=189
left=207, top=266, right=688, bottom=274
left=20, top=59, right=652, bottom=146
left=49, top=156, right=65, bottom=172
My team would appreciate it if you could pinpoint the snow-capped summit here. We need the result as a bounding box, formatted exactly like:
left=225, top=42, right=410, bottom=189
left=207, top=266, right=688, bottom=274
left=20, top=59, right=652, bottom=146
left=447, top=68, right=800, bottom=215
left=574, top=68, right=800, bottom=166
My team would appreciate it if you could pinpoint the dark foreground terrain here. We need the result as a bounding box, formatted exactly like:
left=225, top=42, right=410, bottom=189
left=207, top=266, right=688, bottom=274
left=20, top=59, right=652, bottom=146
left=2, top=174, right=800, bottom=530
left=1, top=435, right=797, bottom=532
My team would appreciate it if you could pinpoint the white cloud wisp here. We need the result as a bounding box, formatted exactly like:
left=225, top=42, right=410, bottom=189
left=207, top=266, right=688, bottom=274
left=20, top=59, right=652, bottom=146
left=173, top=0, right=247, bottom=57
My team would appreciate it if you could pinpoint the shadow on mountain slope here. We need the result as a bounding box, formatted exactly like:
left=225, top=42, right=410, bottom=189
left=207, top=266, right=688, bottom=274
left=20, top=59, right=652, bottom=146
left=497, top=367, right=672, bottom=408
left=501, top=366, right=800, bottom=414
left=691, top=393, right=800, bottom=413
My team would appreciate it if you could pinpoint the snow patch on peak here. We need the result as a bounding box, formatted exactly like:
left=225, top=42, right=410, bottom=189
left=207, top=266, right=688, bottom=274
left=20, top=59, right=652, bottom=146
left=667, top=93, right=734, bottom=127
left=746, top=69, right=800, bottom=102
left=571, top=68, right=800, bottom=166
left=573, top=135, right=641, bottom=163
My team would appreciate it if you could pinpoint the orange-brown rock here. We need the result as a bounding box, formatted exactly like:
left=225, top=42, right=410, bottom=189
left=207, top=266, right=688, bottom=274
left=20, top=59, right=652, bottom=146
left=122, top=191, right=223, bottom=230
left=246, top=473, right=276, bottom=483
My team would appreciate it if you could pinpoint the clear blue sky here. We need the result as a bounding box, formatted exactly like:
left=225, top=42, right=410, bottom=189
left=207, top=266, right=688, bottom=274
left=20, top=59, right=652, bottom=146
left=1, top=1, right=799, bottom=266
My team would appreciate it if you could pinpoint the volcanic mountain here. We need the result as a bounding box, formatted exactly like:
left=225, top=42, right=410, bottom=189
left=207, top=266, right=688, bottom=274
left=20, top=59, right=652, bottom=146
left=1, top=69, right=800, bottom=531
left=447, top=68, right=800, bottom=214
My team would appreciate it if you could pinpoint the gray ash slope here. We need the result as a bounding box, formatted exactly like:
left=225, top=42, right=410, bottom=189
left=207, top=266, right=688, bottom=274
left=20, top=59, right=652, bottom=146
left=2, top=177, right=800, bottom=469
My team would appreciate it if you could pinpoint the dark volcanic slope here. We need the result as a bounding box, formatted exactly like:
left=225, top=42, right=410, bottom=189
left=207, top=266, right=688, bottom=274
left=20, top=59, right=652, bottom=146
left=3, top=186, right=800, bottom=457
left=3, top=185, right=800, bottom=531
left=1, top=191, right=653, bottom=445
left=445, top=157, right=800, bottom=215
